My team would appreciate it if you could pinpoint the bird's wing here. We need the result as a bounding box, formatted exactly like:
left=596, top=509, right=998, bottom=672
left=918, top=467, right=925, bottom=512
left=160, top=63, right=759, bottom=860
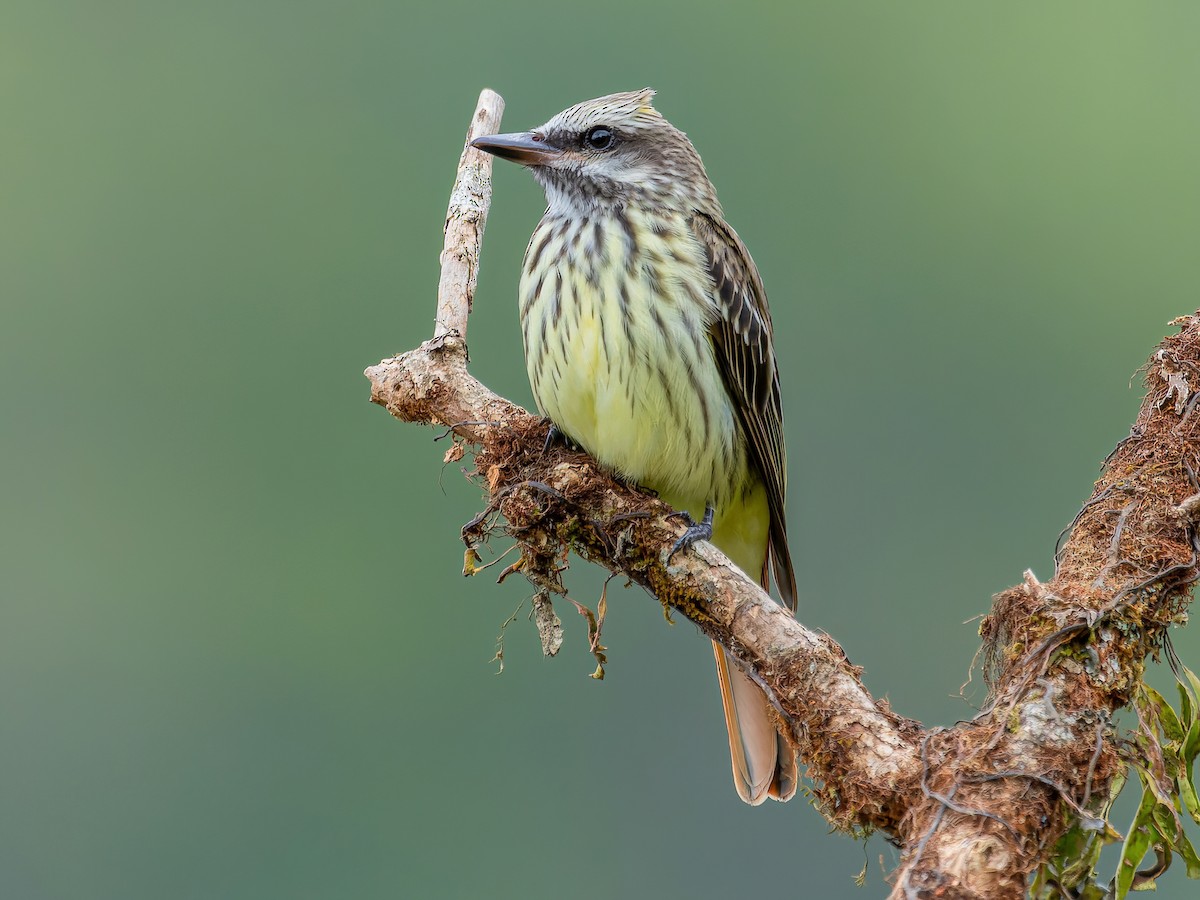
left=691, top=211, right=797, bottom=610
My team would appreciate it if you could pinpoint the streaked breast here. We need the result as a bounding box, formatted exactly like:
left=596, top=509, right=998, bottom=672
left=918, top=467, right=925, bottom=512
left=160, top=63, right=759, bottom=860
left=518, top=209, right=750, bottom=511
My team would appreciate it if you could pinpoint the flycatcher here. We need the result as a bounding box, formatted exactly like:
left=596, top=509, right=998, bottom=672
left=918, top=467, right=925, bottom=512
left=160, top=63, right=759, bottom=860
left=473, top=89, right=798, bottom=804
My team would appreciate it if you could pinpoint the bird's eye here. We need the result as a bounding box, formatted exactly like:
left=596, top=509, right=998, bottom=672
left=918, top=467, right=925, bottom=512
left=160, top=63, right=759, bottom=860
left=584, top=126, right=616, bottom=152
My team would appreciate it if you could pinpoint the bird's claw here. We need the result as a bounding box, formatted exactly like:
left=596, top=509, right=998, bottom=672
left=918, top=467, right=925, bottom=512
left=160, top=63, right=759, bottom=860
left=544, top=420, right=580, bottom=453
left=667, top=503, right=715, bottom=561
left=544, top=424, right=561, bottom=458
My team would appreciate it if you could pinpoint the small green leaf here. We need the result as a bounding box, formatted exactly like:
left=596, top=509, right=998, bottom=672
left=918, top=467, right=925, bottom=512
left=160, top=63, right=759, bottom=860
left=1177, top=680, right=1195, bottom=732
left=1181, top=721, right=1200, bottom=826
left=1144, top=684, right=1185, bottom=746
left=1185, top=717, right=1200, bottom=764
left=1183, top=664, right=1200, bottom=714
left=1109, top=767, right=1129, bottom=807
left=1135, top=762, right=1181, bottom=827
left=1116, top=789, right=1158, bottom=899
left=1151, top=799, right=1180, bottom=844
left=1173, top=826, right=1200, bottom=879
left=1053, top=823, right=1102, bottom=886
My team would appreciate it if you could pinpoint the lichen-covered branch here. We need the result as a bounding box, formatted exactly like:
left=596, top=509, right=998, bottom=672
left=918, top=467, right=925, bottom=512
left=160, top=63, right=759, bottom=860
left=367, top=90, right=1199, bottom=899
left=888, top=325, right=1200, bottom=898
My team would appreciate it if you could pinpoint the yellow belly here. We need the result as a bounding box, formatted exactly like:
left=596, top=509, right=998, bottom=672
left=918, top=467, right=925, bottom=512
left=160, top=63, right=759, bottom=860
left=519, top=212, right=769, bottom=575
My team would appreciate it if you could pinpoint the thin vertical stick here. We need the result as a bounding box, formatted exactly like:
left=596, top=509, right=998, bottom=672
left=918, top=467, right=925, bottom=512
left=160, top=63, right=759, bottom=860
left=433, top=89, right=505, bottom=341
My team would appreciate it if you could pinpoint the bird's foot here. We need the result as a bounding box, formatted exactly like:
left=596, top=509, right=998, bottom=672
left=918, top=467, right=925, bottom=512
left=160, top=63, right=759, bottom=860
left=667, top=503, right=714, bottom=561
left=541, top=421, right=575, bottom=455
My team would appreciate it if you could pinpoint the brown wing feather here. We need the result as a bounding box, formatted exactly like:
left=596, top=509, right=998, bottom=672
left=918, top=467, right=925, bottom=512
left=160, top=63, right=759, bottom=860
left=691, top=212, right=797, bottom=610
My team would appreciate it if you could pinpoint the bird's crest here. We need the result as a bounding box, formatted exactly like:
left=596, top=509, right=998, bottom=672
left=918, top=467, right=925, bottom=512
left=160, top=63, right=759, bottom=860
left=555, top=88, right=661, bottom=131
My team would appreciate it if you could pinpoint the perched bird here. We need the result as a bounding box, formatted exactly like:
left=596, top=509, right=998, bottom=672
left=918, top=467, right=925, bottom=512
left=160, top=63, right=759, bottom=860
left=472, top=89, right=798, bottom=804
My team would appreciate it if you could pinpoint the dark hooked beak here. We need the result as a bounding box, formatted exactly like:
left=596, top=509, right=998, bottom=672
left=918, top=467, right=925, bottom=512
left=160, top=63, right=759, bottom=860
left=470, top=131, right=563, bottom=166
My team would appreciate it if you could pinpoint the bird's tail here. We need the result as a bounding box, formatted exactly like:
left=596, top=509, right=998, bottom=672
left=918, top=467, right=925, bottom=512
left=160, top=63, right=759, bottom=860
left=713, top=642, right=798, bottom=804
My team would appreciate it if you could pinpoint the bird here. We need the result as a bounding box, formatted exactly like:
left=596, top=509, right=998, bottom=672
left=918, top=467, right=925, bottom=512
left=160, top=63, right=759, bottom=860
left=471, top=89, right=798, bottom=804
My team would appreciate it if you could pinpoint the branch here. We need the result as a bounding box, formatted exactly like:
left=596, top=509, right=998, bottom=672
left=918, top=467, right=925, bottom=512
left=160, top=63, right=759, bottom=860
left=367, top=91, right=1200, bottom=899
left=433, top=88, right=504, bottom=341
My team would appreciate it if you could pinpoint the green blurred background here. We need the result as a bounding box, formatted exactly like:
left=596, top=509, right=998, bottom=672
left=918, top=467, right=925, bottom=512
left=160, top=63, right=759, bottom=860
left=4, top=2, right=1199, bottom=897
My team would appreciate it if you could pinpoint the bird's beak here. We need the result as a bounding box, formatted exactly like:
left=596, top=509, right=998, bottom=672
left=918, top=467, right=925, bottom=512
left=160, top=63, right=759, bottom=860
left=470, top=131, right=563, bottom=166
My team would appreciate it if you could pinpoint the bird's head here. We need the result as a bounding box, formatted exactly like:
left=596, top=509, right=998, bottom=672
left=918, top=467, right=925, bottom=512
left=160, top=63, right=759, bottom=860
left=471, top=89, right=718, bottom=216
